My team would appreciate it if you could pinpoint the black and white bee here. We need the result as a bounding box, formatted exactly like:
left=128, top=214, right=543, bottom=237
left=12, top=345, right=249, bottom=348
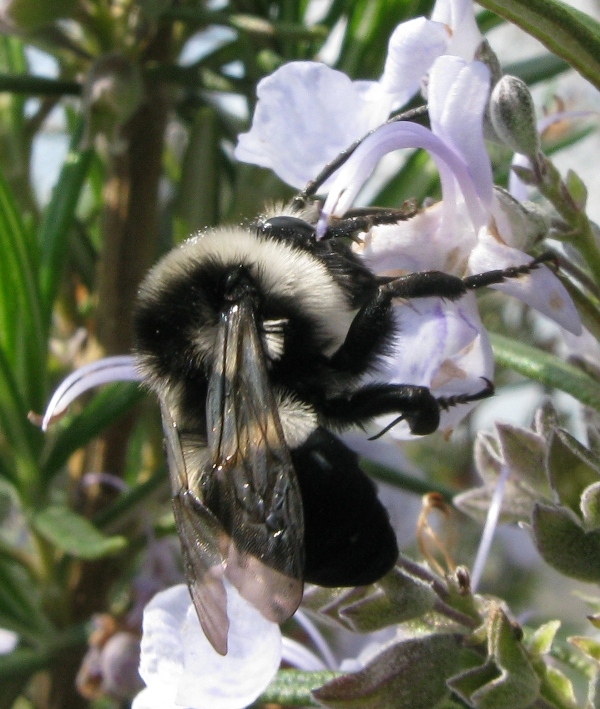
left=133, top=184, right=550, bottom=653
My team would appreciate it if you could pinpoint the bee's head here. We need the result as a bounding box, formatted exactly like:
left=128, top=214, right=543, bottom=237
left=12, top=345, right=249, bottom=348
left=258, top=215, right=316, bottom=250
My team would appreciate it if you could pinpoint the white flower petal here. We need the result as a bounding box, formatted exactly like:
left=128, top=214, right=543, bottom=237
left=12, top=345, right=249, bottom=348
left=42, top=356, right=141, bottom=430
left=319, top=120, right=485, bottom=235
left=281, top=637, right=328, bottom=671
left=508, top=152, right=530, bottom=203
left=132, top=687, right=178, bottom=709
left=468, top=237, right=582, bottom=334
left=293, top=609, right=338, bottom=670
left=375, top=296, right=493, bottom=439
left=379, top=17, right=449, bottom=102
left=428, top=57, right=493, bottom=209
left=137, top=586, right=187, bottom=701
left=470, top=465, right=511, bottom=593
left=355, top=201, right=475, bottom=276
left=563, top=326, right=600, bottom=364
left=0, top=628, right=18, bottom=654
left=136, top=583, right=282, bottom=709
left=177, top=584, right=281, bottom=709
left=234, top=62, right=390, bottom=189
left=430, top=0, right=483, bottom=60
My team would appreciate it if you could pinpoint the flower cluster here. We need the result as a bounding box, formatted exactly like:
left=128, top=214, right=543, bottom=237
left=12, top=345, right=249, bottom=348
left=41, top=0, right=583, bottom=707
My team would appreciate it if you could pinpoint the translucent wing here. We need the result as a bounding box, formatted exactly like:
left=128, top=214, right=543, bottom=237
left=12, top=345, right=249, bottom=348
left=161, top=398, right=231, bottom=655
left=164, top=296, right=304, bottom=655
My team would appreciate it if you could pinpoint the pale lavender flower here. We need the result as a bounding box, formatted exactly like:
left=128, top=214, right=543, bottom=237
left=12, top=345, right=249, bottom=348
left=41, top=355, right=141, bottom=430
left=234, top=0, right=482, bottom=190
left=132, top=584, right=282, bottom=709
left=315, top=55, right=580, bottom=436
left=0, top=628, right=18, bottom=654
left=41, top=363, right=284, bottom=709
left=234, top=1, right=580, bottom=437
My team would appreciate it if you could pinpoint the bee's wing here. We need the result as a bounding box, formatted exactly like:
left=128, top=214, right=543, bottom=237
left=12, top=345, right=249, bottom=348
left=161, top=398, right=230, bottom=655
left=204, top=297, right=304, bottom=620
left=162, top=297, right=304, bottom=655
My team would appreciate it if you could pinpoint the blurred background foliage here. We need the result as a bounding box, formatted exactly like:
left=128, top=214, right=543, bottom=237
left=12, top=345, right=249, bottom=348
left=0, top=0, right=598, bottom=707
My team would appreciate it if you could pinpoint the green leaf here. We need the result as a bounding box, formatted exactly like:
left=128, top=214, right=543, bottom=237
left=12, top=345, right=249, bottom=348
left=495, top=423, right=551, bottom=497
left=0, top=343, right=40, bottom=477
left=337, top=567, right=437, bottom=632
left=491, top=333, right=600, bottom=413
left=527, top=620, right=561, bottom=656
left=42, top=382, right=145, bottom=483
left=32, top=505, right=127, bottom=559
left=532, top=503, right=600, bottom=582
left=569, top=636, right=600, bottom=663
left=260, top=670, right=340, bottom=707
left=38, top=123, right=93, bottom=322
left=313, top=633, right=462, bottom=709
left=0, top=624, right=87, bottom=682
left=0, top=73, right=81, bottom=96
left=547, top=429, right=600, bottom=514
left=453, top=478, right=538, bottom=525
left=541, top=665, right=577, bottom=709
left=449, top=606, right=540, bottom=709
left=4, top=0, right=78, bottom=31
left=0, top=169, right=45, bottom=410
left=504, top=54, right=570, bottom=86
left=0, top=559, right=51, bottom=641
left=565, top=169, right=587, bottom=211
left=361, top=459, right=454, bottom=502
left=588, top=669, right=600, bottom=709
left=582, top=483, right=600, bottom=531
left=477, top=0, right=600, bottom=92
left=174, top=107, right=220, bottom=235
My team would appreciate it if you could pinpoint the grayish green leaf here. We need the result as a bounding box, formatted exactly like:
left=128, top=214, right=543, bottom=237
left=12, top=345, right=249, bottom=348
left=313, top=633, right=463, bottom=709
left=547, top=429, right=600, bottom=513
left=477, top=0, right=600, bottom=92
left=532, top=503, right=600, bottom=582
left=338, top=567, right=437, bottom=632
left=32, top=505, right=127, bottom=559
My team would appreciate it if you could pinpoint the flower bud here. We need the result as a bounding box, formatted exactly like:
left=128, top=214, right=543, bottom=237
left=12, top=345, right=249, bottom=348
left=82, top=54, right=144, bottom=151
left=493, top=186, right=551, bottom=250
left=76, top=615, right=143, bottom=701
left=475, top=40, right=503, bottom=87
left=489, top=75, right=540, bottom=157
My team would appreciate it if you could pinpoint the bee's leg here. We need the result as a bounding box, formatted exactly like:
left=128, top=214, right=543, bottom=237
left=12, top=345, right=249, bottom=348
left=321, top=204, right=418, bottom=242
left=330, top=254, right=552, bottom=375
left=323, top=380, right=494, bottom=436
left=378, top=252, right=555, bottom=300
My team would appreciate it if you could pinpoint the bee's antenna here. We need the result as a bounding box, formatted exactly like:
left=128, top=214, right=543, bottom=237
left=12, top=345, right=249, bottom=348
left=292, top=104, right=429, bottom=209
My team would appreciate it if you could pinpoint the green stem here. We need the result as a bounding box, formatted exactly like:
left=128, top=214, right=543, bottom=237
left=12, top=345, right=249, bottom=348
left=559, top=276, right=600, bottom=342
left=164, top=7, right=327, bottom=40
left=491, top=332, right=600, bottom=413
left=0, top=74, right=81, bottom=96
left=536, top=155, right=600, bottom=286
left=362, top=460, right=455, bottom=502
left=0, top=624, right=88, bottom=681
left=258, top=670, right=341, bottom=707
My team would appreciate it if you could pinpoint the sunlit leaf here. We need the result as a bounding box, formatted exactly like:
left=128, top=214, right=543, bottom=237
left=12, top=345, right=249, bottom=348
left=0, top=170, right=45, bottom=410
left=547, top=429, right=600, bottom=514
left=478, top=0, right=600, bottom=91
left=449, top=606, right=540, bottom=709
left=32, top=506, right=127, bottom=559
left=532, top=503, right=600, bottom=582
left=37, top=123, right=93, bottom=322
left=314, top=633, right=462, bottom=709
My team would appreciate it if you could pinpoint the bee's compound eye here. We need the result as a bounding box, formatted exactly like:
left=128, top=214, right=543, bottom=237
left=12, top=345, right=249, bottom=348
left=261, top=216, right=315, bottom=243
